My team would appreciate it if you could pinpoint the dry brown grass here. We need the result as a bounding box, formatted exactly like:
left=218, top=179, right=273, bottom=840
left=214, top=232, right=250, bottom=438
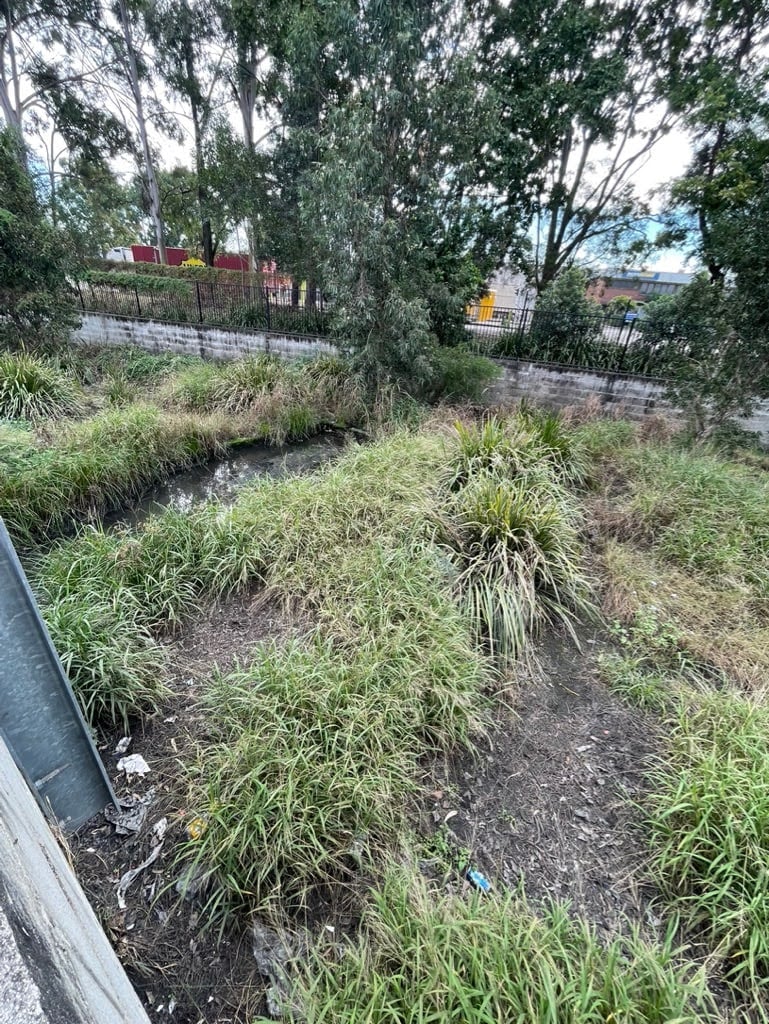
left=600, top=539, right=769, bottom=688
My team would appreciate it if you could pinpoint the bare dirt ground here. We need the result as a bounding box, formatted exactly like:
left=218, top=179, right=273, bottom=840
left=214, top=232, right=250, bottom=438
left=424, top=628, right=661, bottom=936
left=71, top=592, right=306, bottom=1024
left=71, top=611, right=659, bottom=1023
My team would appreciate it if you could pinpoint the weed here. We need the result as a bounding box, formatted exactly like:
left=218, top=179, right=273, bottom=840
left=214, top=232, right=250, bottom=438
left=0, top=420, right=35, bottom=472
left=0, top=351, right=81, bottom=420
left=293, top=866, right=713, bottom=1023
left=647, top=690, right=769, bottom=1004
left=429, top=346, right=500, bottom=403
left=601, top=540, right=769, bottom=688
left=597, top=443, right=769, bottom=596
left=105, top=372, right=138, bottom=406
left=598, top=653, right=678, bottom=714
left=165, top=362, right=222, bottom=411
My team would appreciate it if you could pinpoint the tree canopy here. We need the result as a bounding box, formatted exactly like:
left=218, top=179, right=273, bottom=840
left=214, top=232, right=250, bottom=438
left=0, top=0, right=768, bottom=408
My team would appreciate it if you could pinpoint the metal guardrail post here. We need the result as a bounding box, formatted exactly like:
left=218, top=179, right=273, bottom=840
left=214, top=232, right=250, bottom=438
left=0, top=518, right=118, bottom=831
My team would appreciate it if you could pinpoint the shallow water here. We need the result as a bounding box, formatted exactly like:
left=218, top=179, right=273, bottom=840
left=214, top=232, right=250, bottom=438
left=110, top=432, right=347, bottom=529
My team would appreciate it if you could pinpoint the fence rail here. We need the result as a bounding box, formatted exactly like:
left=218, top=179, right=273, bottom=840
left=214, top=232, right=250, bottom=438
left=465, top=305, right=678, bottom=376
left=78, top=281, right=684, bottom=379
left=76, top=279, right=330, bottom=337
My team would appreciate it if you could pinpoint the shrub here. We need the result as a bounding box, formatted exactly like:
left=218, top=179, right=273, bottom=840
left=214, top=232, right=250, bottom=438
left=0, top=127, right=78, bottom=347
left=429, top=346, right=500, bottom=403
left=0, top=351, right=81, bottom=420
left=526, top=267, right=604, bottom=363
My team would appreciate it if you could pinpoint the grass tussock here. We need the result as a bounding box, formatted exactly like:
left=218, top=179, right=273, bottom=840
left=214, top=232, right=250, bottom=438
left=163, top=353, right=365, bottom=436
left=0, top=404, right=232, bottom=545
left=646, top=690, right=769, bottom=1005
left=33, top=432, right=446, bottom=727
left=0, top=350, right=82, bottom=420
left=290, top=867, right=712, bottom=1024
left=181, top=562, right=486, bottom=918
left=172, top=436, right=487, bottom=918
left=435, top=414, right=593, bottom=658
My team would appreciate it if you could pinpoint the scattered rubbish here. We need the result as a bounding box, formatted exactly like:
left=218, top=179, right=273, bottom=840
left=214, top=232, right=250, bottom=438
left=465, top=868, right=492, bottom=893
left=152, top=817, right=168, bottom=843
left=175, top=862, right=212, bottom=899
left=168, top=998, right=176, bottom=1015
left=104, top=788, right=155, bottom=835
left=347, top=834, right=366, bottom=865
left=116, top=816, right=167, bottom=909
left=113, top=736, right=132, bottom=755
left=117, top=753, right=151, bottom=777
left=186, top=815, right=208, bottom=840
left=576, top=744, right=594, bottom=753
left=443, top=809, right=458, bottom=823
left=252, top=919, right=307, bottom=1020
left=164, top=715, right=178, bottom=724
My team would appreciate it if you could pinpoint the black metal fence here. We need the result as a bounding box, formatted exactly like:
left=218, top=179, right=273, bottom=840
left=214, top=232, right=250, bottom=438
left=76, top=279, right=331, bottom=337
left=466, top=305, right=678, bottom=376
left=78, top=281, right=686, bottom=379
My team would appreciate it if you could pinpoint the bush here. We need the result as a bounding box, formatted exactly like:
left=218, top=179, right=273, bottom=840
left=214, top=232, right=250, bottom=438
left=83, top=270, right=192, bottom=295
left=640, top=275, right=769, bottom=436
left=0, top=128, right=78, bottom=347
left=527, top=267, right=604, bottom=363
left=0, top=351, right=81, bottom=420
left=429, top=347, right=500, bottom=403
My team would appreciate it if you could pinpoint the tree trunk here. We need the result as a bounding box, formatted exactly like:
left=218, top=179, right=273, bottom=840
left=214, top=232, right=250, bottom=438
left=0, top=6, right=28, bottom=171
left=116, top=0, right=167, bottom=264
left=201, top=218, right=214, bottom=266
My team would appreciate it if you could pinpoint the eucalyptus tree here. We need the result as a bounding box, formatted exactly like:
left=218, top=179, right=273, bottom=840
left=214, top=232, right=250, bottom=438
left=110, top=0, right=167, bottom=262
left=301, top=0, right=498, bottom=389
left=0, top=0, right=129, bottom=179
left=147, top=0, right=226, bottom=263
left=480, top=0, right=677, bottom=292
left=654, top=0, right=769, bottom=283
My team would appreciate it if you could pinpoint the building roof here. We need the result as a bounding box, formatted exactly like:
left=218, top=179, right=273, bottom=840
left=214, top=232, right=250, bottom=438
left=604, top=269, right=693, bottom=285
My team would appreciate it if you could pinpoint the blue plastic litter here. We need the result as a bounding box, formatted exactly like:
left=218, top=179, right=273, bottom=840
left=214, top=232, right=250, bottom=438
left=466, top=868, right=491, bottom=893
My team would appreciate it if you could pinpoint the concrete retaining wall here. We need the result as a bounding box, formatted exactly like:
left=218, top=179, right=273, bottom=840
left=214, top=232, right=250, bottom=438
left=73, top=314, right=769, bottom=441
left=0, top=737, right=150, bottom=1024
left=74, top=312, right=336, bottom=361
left=483, top=358, right=769, bottom=440
left=483, top=358, right=674, bottom=419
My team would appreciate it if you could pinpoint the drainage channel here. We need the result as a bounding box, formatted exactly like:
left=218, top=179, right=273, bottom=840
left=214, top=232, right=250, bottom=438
left=107, top=431, right=348, bottom=529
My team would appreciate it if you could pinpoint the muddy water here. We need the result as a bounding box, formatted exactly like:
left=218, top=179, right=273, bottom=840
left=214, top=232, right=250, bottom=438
left=111, top=432, right=347, bottom=529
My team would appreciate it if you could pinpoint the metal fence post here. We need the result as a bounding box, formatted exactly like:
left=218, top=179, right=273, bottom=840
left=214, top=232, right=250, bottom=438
left=264, top=289, right=271, bottom=332
left=195, top=281, right=203, bottom=322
